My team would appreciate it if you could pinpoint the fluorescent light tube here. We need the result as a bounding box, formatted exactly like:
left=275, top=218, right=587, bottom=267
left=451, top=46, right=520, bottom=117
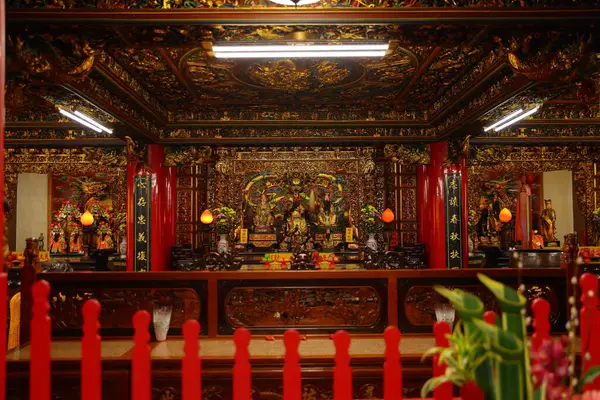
left=494, top=107, right=539, bottom=132
left=214, top=50, right=387, bottom=59
left=269, top=0, right=320, bottom=4
left=74, top=111, right=113, bottom=134
left=213, top=44, right=390, bottom=52
left=483, top=109, right=523, bottom=132
left=59, top=109, right=103, bottom=133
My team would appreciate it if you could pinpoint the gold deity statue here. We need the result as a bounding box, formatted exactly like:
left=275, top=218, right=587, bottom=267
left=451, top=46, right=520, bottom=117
left=540, top=199, right=557, bottom=242
left=253, top=193, right=274, bottom=231
left=287, top=205, right=308, bottom=236
left=318, top=207, right=337, bottom=227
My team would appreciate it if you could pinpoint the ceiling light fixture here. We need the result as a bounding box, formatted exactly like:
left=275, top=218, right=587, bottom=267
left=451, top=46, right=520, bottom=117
left=212, top=43, right=389, bottom=59
left=59, top=109, right=103, bottom=133
left=74, top=111, right=113, bottom=134
left=494, top=107, right=539, bottom=132
left=268, top=0, right=320, bottom=6
left=483, top=109, right=524, bottom=132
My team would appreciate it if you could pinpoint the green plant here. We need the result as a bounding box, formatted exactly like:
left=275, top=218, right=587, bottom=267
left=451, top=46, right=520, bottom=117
left=360, top=204, right=380, bottom=235
left=213, top=206, right=237, bottom=235
left=421, top=321, right=501, bottom=397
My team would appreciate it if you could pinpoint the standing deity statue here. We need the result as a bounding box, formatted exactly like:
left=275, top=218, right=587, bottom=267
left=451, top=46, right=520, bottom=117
left=515, top=175, right=532, bottom=248
left=540, top=199, right=557, bottom=242
left=253, top=193, right=274, bottom=232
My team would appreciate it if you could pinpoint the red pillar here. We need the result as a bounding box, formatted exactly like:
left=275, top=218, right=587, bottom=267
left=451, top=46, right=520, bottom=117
left=417, top=165, right=430, bottom=258
left=126, top=161, right=137, bottom=272
left=460, top=158, right=469, bottom=269
left=429, top=142, right=447, bottom=269
left=163, top=167, right=177, bottom=268
left=148, top=145, right=167, bottom=271
left=0, top=0, right=5, bottom=276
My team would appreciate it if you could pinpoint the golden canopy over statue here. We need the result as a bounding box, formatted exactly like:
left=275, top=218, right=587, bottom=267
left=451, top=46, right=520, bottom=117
left=540, top=199, right=557, bottom=242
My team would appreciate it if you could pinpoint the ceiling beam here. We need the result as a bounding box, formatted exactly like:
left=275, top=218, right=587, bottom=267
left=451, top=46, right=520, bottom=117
left=7, top=8, right=600, bottom=25
left=471, top=136, right=600, bottom=145
left=160, top=135, right=436, bottom=146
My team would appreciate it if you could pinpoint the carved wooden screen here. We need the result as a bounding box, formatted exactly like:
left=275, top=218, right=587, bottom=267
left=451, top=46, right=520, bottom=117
left=384, top=162, right=418, bottom=246
left=175, top=164, right=210, bottom=248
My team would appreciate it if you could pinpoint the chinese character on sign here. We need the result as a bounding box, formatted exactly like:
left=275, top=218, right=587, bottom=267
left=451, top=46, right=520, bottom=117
left=137, top=251, right=147, bottom=261
left=137, top=197, right=147, bottom=207
left=450, top=250, right=459, bottom=259
left=450, top=232, right=459, bottom=241
left=137, top=215, right=146, bottom=225
left=449, top=196, right=458, bottom=207
left=450, top=214, right=458, bottom=224
left=137, top=232, right=147, bottom=243
left=449, top=177, right=458, bottom=190
left=136, top=180, right=147, bottom=189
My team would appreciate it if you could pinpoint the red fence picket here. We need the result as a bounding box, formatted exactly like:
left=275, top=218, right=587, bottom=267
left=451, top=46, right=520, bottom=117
left=333, top=330, right=352, bottom=400
left=30, top=280, right=51, bottom=400
left=531, top=298, right=550, bottom=352
left=182, top=320, right=201, bottom=400
left=284, top=329, right=302, bottom=400
left=233, top=327, right=252, bottom=400
left=384, top=326, right=402, bottom=400
left=433, top=322, right=452, bottom=400
left=0, top=273, right=6, bottom=400
left=580, top=273, right=600, bottom=389
left=132, top=310, right=151, bottom=400
left=81, top=300, right=102, bottom=400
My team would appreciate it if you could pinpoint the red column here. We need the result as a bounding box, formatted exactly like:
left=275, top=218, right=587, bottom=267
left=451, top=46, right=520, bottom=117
left=429, top=142, right=447, bottom=269
left=460, top=158, right=469, bottom=269
left=163, top=167, right=177, bottom=268
left=148, top=145, right=167, bottom=271
left=417, top=165, right=430, bottom=254
left=126, top=161, right=137, bottom=272
left=0, top=0, right=5, bottom=275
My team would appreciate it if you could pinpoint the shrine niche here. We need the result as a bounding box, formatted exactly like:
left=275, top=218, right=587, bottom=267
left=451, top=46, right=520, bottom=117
left=214, top=147, right=375, bottom=250
left=467, top=145, right=597, bottom=245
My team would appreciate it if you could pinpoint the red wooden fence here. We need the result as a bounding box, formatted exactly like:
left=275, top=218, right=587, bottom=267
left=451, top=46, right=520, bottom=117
left=4, top=274, right=588, bottom=399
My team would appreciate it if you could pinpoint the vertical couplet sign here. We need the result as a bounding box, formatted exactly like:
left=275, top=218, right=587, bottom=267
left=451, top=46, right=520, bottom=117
left=444, top=172, right=463, bottom=269
left=134, top=175, right=151, bottom=272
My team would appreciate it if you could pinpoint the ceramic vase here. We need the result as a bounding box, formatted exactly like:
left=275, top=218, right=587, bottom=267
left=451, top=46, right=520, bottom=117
left=119, top=237, right=127, bottom=257
left=217, top=234, right=229, bottom=254
left=152, top=303, right=172, bottom=342
left=468, top=236, right=474, bottom=256
left=366, top=233, right=378, bottom=251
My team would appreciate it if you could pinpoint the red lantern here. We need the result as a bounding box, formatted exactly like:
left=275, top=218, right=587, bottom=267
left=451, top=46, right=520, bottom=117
left=382, top=208, right=395, bottom=224
left=499, top=208, right=512, bottom=223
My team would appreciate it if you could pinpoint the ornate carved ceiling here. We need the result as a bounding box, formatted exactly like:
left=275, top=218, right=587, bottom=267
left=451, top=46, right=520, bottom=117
left=4, top=8, right=600, bottom=145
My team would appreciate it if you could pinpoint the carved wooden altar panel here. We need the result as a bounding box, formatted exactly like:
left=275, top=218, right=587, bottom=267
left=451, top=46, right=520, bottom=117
left=397, top=274, right=566, bottom=333
left=46, top=279, right=208, bottom=337
left=217, top=278, right=387, bottom=335
left=384, top=162, right=418, bottom=246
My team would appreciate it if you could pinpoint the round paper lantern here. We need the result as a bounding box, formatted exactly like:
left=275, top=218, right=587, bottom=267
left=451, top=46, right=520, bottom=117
left=200, top=209, right=214, bottom=225
left=499, top=208, right=512, bottom=223
left=80, top=210, right=94, bottom=227
left=382, top=208, right=395, bottom=224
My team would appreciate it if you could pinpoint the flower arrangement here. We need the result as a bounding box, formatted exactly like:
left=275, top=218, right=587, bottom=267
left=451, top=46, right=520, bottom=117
left=54, top=200, right=81, bottom=222
left=112, top=212, right=127, bottom=236
left=360, top=204, right=380, bottom=235
left=213, top=206, right=237, bottom=235
left=422, top=271, right=600, bottom=400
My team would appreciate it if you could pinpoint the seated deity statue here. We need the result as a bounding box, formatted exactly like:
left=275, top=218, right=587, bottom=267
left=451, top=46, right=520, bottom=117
left=253, top=193, right=274, bottom=231
left=287, top=206, right=308, bottom=236
left=318, top=207, right=337, bottom=227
